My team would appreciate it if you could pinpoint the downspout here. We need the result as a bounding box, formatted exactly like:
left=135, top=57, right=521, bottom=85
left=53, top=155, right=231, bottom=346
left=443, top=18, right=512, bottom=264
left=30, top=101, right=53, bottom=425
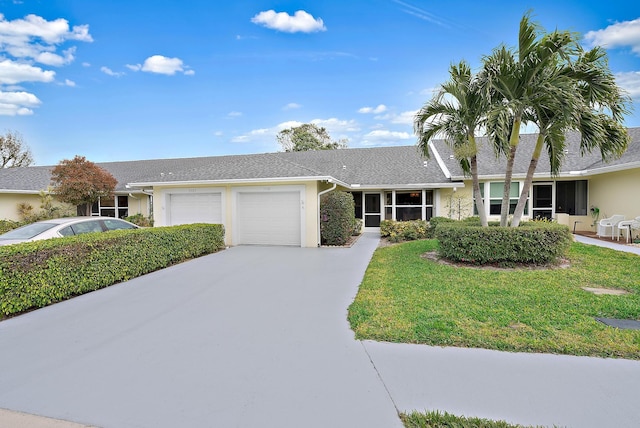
left=317, top=181, right=337, bottom=247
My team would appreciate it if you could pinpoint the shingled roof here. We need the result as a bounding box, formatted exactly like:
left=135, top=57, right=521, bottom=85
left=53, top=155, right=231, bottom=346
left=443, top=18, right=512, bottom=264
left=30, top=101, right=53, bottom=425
left=433, top=127, right=640, bottom=180
left=1, top=128, right=639, bottom=193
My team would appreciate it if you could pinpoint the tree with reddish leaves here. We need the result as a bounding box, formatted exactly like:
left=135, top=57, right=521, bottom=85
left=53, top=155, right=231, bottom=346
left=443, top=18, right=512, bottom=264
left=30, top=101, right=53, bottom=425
left=50, top=155, right=118, bottom=216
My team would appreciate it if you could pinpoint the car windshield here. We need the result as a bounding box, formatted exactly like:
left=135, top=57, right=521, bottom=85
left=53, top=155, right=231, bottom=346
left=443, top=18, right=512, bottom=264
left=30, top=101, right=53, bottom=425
left=0, top=222, right=58, bottom=240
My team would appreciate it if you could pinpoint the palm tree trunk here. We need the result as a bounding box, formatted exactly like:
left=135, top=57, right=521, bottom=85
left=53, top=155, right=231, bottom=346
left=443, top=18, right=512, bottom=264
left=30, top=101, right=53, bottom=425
left=470, top=155, right=488, bottom=227
left=500, top=117, right=521, bottom=226
left=511, top=133, right=545, bottom=227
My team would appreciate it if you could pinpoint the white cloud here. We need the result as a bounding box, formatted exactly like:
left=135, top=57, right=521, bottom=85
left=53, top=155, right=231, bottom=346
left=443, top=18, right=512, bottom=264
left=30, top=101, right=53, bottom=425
left=0, top=59, right=55, bottom=84
left=420, top=87, right=439, bottom=96
left=127, top=55, right=193, bottom=76
left=251, top=10, right=326, bottom=33
left=0, top=90, right=42, bottom=115
left=283, top=102, right=301, bottom=110
left=358, top=104, right=387, bottom=114
left=584, top=18, right=640, bottom=55
left=0, top=14, right=92, bottom=65
left=101, top=66, right=124, bottom=77
left=0, top=14, right=91, bottom=111
left=232, top=118, right=360, bottom=146
left=361, top=129, right=412, bottom=146
left=374, top=110, right=418, bottom=125
left=616, top=71, right=640, bottom=98
left=227, top=111, right=243, bottom=117
left=390, top=110, right=418, bottom=125
left=231, top=127, right=272, bottom=143
left=310, top=117, right=360, bottom=133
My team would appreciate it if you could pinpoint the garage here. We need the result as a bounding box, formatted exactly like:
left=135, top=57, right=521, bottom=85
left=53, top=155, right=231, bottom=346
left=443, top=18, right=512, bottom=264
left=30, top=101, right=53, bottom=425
left=236, top=191, right=302, bottom=246
left=168, top=192, right=222, bottom=225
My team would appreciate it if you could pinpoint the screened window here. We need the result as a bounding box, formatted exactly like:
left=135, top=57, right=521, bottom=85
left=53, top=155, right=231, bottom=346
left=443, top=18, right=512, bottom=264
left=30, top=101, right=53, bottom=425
left=556, top=180, right=587, bottom=215
left=382, top=190, right=433, bottom=221
left=92, top=195, right=129, bottom=218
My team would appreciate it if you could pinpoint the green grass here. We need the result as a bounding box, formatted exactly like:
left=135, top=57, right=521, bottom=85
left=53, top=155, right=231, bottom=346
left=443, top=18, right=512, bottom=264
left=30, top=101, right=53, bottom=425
left=401, top=410, right=549, bottom=428
left=348, top=239, right=640, bottom=359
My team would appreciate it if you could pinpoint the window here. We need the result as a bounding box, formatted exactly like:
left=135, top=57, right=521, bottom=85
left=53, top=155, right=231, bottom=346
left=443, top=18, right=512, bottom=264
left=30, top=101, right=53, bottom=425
left=556, top=180, right=587, bottom=215
left=352, top=192, right=363, bottom=219
left=489, top=182, right=520, bottom=215
left=92, top=195, right=129, bottom=218
left=383, top=190, right=434, bottom=221
left=475, top=182, right=528, bottom=216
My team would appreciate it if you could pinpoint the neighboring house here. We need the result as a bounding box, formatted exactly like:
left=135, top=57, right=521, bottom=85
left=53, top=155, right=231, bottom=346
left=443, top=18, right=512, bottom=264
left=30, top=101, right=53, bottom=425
left=0, top=127, right=638, bottom=247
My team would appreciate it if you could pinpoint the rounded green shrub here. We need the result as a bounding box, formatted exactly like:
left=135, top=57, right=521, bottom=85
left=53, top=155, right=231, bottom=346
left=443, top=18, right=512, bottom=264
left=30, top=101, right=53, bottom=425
left=380, top=220, right=429, bottom=242
left=320, top=191, right=356, bottom=246
left=435, top=221, right=572, bottom=266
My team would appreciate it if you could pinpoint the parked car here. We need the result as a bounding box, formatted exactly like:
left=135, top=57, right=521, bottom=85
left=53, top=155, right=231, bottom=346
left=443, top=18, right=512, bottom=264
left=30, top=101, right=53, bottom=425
left=0, top=216, right=140, bottom=246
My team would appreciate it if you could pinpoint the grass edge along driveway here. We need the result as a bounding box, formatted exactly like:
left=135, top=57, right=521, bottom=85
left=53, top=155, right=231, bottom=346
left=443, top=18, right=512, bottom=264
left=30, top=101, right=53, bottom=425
left=348, top=239, right=640, bottom=360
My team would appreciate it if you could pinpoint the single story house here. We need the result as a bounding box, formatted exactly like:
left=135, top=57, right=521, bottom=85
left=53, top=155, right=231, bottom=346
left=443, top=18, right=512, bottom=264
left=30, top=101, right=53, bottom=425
left=0, top=127, right=638, bottom=247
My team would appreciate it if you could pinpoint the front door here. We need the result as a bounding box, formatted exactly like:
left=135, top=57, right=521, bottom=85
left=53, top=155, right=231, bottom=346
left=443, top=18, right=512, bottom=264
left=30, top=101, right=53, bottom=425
left=364, top=193, right=381, bottom=227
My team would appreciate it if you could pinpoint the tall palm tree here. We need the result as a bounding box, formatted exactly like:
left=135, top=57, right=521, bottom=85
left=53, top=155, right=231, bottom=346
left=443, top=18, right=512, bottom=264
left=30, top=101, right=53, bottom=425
left=480, top=12, right=577, bottom=226
left=414, top=61, right=489, bottom=226
left=509, top=46, right=631, bottom=226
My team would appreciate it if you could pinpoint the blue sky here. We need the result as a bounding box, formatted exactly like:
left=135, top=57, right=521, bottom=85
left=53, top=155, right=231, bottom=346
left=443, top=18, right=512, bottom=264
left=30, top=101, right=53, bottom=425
left=0, top=0, right=639, bottom=165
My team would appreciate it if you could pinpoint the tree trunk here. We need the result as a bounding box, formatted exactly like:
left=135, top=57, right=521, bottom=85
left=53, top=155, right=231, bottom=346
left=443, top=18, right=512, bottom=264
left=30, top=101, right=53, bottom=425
left=511, top=133, right=545, bottom=227
left=500, top=117, right=521, bottom=227
left=470, top=155, right=488, bottom=227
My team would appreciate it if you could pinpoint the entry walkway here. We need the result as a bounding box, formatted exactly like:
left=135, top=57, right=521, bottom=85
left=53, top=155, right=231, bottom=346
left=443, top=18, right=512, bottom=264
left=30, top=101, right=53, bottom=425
left=0, top=233, right=639, bottom=427
left=573, top=233, right=640, bottom=255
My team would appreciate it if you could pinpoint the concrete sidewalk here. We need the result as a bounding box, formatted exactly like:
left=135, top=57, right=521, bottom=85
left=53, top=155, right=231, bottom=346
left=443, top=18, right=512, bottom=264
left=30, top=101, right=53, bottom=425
left=573, top=233, right=640, bottom=255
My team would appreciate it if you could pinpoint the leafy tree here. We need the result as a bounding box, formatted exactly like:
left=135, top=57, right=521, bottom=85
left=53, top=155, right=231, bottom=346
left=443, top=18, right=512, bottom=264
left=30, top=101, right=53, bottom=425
left=277, top=123, right=347, bottom=152
left=50, top=155, right=118, bottom=216
left=0, top=130, right=34, bottom=168
left=415, top=61, right=490, bottom=227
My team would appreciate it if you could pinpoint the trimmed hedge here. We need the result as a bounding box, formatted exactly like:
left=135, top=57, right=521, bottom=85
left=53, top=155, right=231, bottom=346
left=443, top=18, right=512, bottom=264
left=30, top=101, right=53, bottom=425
left=380, top=220, right=429, bottom=242
left=0, top=223, right=225, bottom=317
left=0, top=219, right=23, bottom=234
left=435, top=221, right=572, bottom=266
left=320, top=191, right=357, bottom=246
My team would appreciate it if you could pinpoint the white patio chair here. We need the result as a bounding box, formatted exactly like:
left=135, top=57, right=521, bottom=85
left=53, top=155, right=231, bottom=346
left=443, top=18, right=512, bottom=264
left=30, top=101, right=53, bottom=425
left=617, top=216, right=640, bottom=243
left=597, top=215, right=625, bottom=239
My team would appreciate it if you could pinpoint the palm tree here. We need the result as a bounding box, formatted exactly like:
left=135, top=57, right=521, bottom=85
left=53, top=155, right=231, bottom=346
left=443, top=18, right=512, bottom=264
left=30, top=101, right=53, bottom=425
left=480, top=12, right=577, bottom=226
left=509, top=46, right=631, bottom=226
left=414, top=61, right=489, bottom=226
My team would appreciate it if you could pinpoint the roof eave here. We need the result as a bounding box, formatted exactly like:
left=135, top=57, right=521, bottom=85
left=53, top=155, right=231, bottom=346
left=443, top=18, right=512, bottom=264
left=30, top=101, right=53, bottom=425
left=127, top=175, right=350, bottom=188
left=347, top=182, right=464, bottom=190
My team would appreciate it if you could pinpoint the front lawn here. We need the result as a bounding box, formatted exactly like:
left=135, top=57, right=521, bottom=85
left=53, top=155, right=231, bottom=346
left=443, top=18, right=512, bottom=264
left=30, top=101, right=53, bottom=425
left=348, top=239, right=640, bottom=359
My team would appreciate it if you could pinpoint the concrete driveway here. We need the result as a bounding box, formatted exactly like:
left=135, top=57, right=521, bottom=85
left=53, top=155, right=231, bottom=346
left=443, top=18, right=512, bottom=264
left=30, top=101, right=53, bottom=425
left=0, top=233, right=402, bottom=428
left=2, top=232, right=640, bottom=428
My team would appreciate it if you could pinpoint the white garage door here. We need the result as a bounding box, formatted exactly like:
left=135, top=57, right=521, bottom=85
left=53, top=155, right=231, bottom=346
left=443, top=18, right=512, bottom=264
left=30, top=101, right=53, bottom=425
left=169, top=193, right=222, bottom=225
left=237, top=191, right=301, bottom=246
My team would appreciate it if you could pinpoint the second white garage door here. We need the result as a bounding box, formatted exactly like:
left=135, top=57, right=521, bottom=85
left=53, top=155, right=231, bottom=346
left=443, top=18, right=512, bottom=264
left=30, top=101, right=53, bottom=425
left=236, top=191, right=301, bottom=246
